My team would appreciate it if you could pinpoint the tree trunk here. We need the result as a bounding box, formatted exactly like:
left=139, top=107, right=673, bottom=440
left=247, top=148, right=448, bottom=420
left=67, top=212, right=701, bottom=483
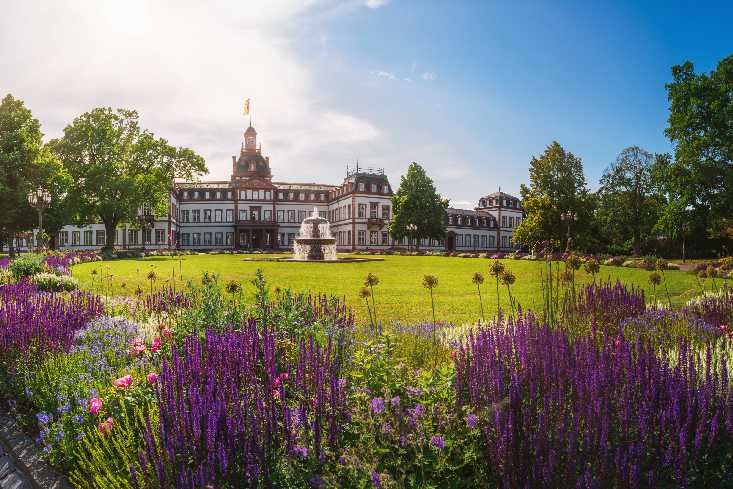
left=8, top=235, right=16, bottom=258
left=102, top=217, right=118, bottom=252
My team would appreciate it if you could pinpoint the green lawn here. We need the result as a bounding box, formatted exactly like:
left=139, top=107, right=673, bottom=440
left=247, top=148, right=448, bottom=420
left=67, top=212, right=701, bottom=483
left=70, top=254, right=712, bottom=325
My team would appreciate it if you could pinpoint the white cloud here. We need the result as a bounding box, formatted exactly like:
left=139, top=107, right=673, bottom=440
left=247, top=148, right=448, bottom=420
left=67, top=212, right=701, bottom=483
left=365, top=0, right=389, bottom=8
left=422, top=71, right=437, bottom=81
left=0, top=0, right=380, bottom=182
left=373, top=70, right=397, bottom=80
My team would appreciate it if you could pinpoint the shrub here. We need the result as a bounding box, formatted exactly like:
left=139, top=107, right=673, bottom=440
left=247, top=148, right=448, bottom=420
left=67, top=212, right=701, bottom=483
left=33, top=272, right=79, bottom=292
left=8, top=254, right=46, bottom=279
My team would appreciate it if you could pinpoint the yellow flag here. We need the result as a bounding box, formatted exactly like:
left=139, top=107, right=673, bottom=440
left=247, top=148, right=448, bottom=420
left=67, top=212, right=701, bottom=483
left=243, top=98, right=250, bottom=116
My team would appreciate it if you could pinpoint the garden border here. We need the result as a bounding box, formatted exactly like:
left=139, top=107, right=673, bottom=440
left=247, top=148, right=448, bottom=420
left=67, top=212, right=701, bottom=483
left=0, top=411, right=70, bottom=489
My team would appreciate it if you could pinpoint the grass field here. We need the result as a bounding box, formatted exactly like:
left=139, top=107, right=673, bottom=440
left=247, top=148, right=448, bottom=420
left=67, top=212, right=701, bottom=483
left=68, top=253, right=718, bottom=325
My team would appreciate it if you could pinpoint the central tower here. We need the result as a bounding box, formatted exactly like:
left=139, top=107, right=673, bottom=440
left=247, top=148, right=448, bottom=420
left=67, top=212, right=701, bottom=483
left=231, top=124, right=272, bottom=182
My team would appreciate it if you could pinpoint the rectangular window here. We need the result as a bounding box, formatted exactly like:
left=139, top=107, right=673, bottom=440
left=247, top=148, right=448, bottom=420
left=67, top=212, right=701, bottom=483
left=502, top=216, right=507, bottom=227
left=278, top=192, right=284, bottom=200
left=381, top=232, right=388, bottom=245
left=358, top=204, right=366, bottom=218
left=240, top=190, right=245, bottom=199
left=239, top=209, right=247, bottom=221
left=203, top=209, right=212, bottom=222
left=277, top=210, right=285, bottom=222
left=319, top=211, right=327, bottom=219
left=72, top=231, right=80, bottom=246
left=83, top=230, right=92, bottom=246
left=383, top=185, right=390, bottom=194
left=96, top=230, right=106, bottom=246
left=481, top=235, right=487, bottom=248
left=192, top=233, right=201, bottom=246
left=143, top=229, right=152, bottom=244
left=501, top=235, right=508, bottom=248
left=227, top=191, right=232, bottom=199
left=252, top=190, right=260, bottom=200
left=214, top=209, right=222, bottom=222
left=128, top=230, right=138, bottom=245
left=263, top=210, right=272, bottom=221
left=225, top=209, right=233, bottom=222
left=155, top=229, right=165, bottom=244
left=298, top=210, right=306, bottom=222
left=358, top=182, right=365, bottom=192
left=288, top=210, right=296, bottom=222
left=182, top=233, right=190, bottom=246
left=279, top=233, right=286, bottom=246
left=287, top=233, right=295, bottom=245
left=180, top=210, right=190, bottom=222
left=192, top=210, right=201, bottom=223
left=358, top=230, right=366, bottom=245
left=226, top=232, right=233, bottom=246
left=289, top=192, right=294, bottom=200
left=265, top=191, right=271, bottom=200
left=474, top=235, right=480, bottom=249
left=381, top=206, right=390, bottom=219
left=203, top=232, right=212, bottom=245
left=370, top=183, right=377, bottom=192
left=369, top=202, right=378, bottom=218
left=348, top=204, right=351, bottom=218
left=347, top=230, right=351, bottom=245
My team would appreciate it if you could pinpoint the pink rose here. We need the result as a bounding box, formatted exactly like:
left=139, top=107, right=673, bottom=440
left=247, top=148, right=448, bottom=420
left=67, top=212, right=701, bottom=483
left=162, top=326, right=173, bottom=339
left=113, top=374, right=132, bottom=389
left=147, top=372, right=158, bottom=384
left=150, top=337, right=161, bottom=353
left=88, top=397, right=103, bottom=415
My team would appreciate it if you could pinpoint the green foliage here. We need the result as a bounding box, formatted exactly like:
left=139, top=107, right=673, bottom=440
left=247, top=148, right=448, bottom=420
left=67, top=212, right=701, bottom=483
left=664, top=55, right=733, bottom=237
left=596, top=146, right=665, bottom=255
left=0, top=94, right=68, bottom=255
left=388, top=162, right=449, bottom=244
left=52, top=107, right=207, bottom=250
left=69, top=406, right=154, bottom=489
left=33, top=272, right=79, bottom=292
left=514, top=141, right=596, bottom=251
left=8, top=253, right=45, bottom=278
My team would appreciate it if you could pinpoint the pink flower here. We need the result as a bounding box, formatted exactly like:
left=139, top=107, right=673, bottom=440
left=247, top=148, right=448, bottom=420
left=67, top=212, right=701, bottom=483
left=98, top=417, right=113, bottom=435
left=162, top=326, right=173, bottom=339
left=113, top=374, right=132, bottom=389
left=88, top=397, right=103, bottom=415
left=720, top=324, right=728, bottom=333
left=613, top=339, right=621, bottom=349
left=150, top=337, right=161, bottom=353
left=147, top=372, right=158, bottom=384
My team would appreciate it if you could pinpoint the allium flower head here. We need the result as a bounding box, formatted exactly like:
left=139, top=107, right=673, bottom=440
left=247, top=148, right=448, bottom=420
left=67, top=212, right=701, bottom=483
left=359, top=287, right=371, bottom=299
left=489, top=260, right=505, bottom=277
left=500, top=270, right=516, bottom=286
left=648, top=271, right=662, bottom=286
left=364, top=273, right=380, bottom=287
left=422, top=275, right=438, bottom=289
left=472, top=272, right=484, bottom=285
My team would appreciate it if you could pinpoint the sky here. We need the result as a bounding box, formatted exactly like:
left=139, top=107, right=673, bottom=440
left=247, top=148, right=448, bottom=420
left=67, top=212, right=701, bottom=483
left=1, top=0, right=731, bottom=209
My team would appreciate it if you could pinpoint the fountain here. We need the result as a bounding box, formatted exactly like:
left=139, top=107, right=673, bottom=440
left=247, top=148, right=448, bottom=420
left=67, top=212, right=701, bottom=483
left=242, top=207, right=383, bottom=263
left=292, top=208, right=337, bottom=261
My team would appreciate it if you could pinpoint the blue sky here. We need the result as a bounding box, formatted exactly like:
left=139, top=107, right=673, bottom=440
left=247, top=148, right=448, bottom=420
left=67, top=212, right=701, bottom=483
left=1, top=0, right=731, bottom=208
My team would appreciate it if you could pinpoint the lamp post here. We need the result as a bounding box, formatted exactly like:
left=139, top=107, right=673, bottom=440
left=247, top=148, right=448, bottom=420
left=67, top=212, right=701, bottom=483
left=137, top=206, right=155, bottom=252
left=27, top=189, right=51, bottom=252
left=406, top=223, right=418, bottom=251
left=560, top=211, right=577, bottom=252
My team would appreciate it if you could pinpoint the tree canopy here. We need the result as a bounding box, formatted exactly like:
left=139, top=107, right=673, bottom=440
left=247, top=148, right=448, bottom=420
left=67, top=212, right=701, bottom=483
left=513, top=141, right=594, bottom=251
left=52, top=108, right=207, bottom=250
left=595, top=146, right=664, bottom=255
left=664, top=55, right=733, bottom=237
left=0, top=94, right=67, bottom=255
left=388, top=162, right=449, bottom=245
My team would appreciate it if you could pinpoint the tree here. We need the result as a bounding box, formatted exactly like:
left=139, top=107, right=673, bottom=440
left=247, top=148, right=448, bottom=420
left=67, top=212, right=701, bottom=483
left=53, top=108, right=207, bottom=251
left=0, top=94, right=66, bottom=256
left=595, top=146, right=664, bottom=255
left=664, top=55, right=733, bottom=237
left=388, top=162, right=449, bottom=247
left=513, top=141, right=594, bottom=251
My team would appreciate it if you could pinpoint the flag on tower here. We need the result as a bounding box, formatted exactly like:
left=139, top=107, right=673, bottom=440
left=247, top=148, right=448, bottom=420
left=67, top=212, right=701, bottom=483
left=243, top=99, right=250, bottom=116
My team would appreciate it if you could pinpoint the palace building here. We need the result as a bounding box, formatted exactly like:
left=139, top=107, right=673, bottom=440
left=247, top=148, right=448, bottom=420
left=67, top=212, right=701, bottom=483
left=15, top=125, right=523, bottom=252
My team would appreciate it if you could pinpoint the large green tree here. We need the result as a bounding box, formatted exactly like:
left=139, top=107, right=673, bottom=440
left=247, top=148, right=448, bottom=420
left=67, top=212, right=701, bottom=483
left=513, top=141, right=595, bottom=251
left=53, top=108, right=207, bottom=250
left=0, top=94, right=67, bottom=256
left=388, top=162, right=449, bottom=247
left=595, top=146, right=664, bottom=255
left=664, top=55, right=733, bottom=237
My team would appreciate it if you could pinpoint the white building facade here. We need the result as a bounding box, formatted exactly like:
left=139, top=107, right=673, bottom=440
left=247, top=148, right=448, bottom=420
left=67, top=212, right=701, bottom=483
left=8, top=125, right=522, bottom=253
